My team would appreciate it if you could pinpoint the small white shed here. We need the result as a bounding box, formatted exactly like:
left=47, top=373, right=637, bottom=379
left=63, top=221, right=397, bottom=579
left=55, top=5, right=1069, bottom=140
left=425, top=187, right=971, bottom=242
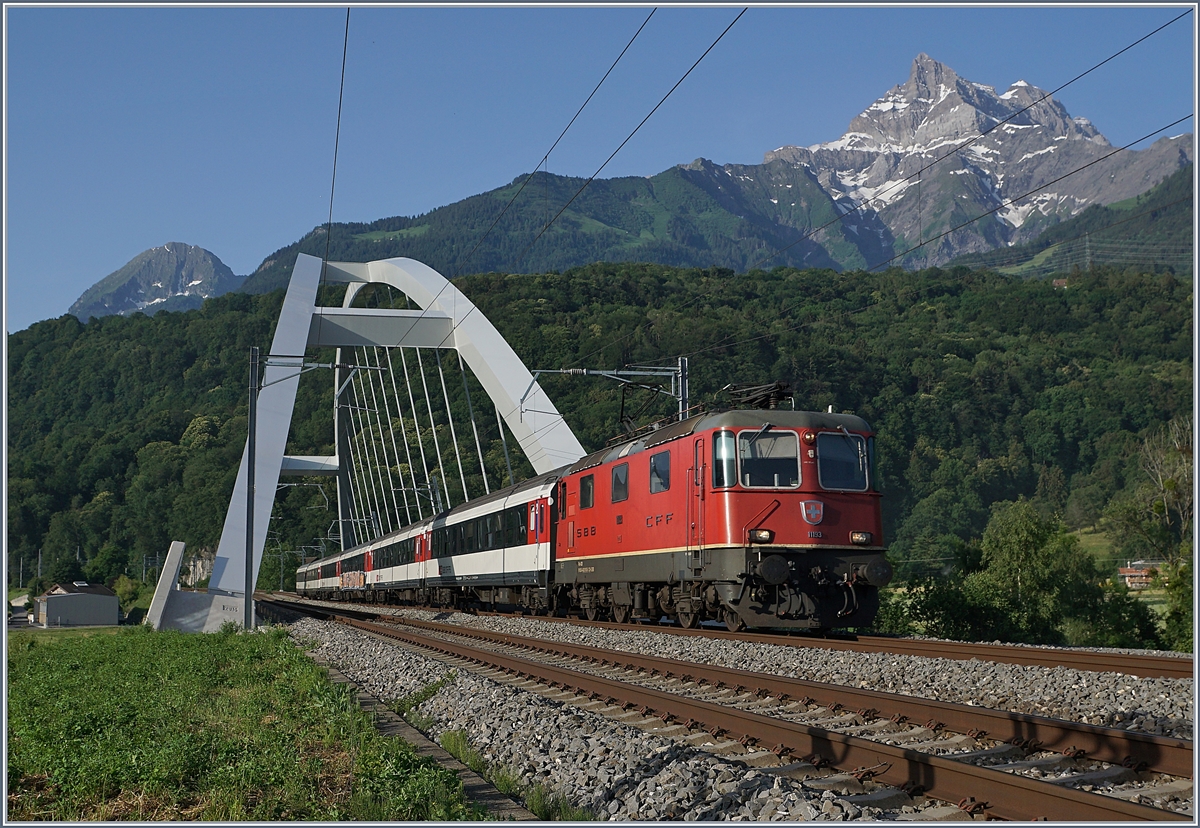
left=34, top=582, right=120, bottom=627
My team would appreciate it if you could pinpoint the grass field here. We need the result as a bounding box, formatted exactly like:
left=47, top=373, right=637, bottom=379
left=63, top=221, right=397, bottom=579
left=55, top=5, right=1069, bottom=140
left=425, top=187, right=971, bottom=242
left=7, top=624, right=484, bottom=821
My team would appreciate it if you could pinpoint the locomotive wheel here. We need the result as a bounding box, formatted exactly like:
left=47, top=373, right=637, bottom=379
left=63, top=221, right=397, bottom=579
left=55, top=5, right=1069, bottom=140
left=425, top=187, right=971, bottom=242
left=612, top=604, right=631, bottom=625
left=676, top=608, right=700, bottom=629
left=723, top=609, right=746, bottom=632
left=584, top=606, right=602, bottom=622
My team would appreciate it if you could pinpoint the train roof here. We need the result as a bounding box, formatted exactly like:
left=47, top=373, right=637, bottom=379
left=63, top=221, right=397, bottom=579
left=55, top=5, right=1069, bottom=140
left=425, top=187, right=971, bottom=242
left=566, top=408, right=872, bottom=474
left=428, top=466, right=564, bottom=523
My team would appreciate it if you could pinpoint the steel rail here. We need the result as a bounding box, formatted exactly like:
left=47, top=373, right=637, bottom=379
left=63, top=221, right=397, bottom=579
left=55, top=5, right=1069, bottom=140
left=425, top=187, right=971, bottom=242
left=571, top=620, right=1194, bottom=680
left=384, top=614, right=1194, bottom=779
left=330, top=613, right=1185, bottom=822
left=273, top=594, right=1194, bottom=680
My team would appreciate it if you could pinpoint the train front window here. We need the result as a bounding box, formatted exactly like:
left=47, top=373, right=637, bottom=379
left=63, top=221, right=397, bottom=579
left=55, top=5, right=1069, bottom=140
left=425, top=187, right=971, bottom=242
left=817, top=431, right=869, bottom=491
left=738, top=429, right=800, bottom=488
left=713, top=430, right=736, bottom=488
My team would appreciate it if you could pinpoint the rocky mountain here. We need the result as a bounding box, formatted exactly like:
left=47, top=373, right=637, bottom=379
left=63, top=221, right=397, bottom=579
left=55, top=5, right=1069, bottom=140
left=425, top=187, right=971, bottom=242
left=759, top=53, right=1193, bottom=267
left=69, top=242, right=244, bottom=321
left=236, top=53, right=1191, bottom=293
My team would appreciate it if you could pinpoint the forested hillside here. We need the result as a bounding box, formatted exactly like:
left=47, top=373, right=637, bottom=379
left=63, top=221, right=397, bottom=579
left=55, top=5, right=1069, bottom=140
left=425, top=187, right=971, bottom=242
left=239, top=167, right=846, bottom=296
left=948, top=164, right=1193, bottom=277
left=8, top=263, right=1191, bottom=644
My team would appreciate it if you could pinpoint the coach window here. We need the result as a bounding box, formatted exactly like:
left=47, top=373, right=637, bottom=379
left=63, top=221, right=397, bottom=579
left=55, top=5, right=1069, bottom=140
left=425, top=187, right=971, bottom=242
left=611, top=463, right=629, bottom=503
left=580, top=474, right=595, bottom=509
left=649, top=451, right=670, bottom=493
left=738, top=428, right=800, bottom=488
left=712, top=429, right=737, bottom=488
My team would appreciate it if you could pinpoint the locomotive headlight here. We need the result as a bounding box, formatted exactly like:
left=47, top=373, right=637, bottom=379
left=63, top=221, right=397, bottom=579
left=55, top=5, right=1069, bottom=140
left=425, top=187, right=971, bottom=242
left=748, top=528, right=774, bottom=544
left=849, top=531, right=872, bottom=545
left=802, top=431, right=816, bottom=445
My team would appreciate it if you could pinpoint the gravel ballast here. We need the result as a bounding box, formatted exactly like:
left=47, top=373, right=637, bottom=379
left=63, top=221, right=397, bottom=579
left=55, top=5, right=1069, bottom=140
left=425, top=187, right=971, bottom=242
left=288, top=611, right=1192, bottom=820
left=287, top=618, right=893, bottom=820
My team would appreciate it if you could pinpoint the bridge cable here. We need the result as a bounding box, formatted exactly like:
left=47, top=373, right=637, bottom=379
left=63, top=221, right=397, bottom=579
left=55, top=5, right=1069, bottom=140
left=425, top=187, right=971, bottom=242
left=398, top=349, right=435, bottom=517
left=415, top=349, right=453, bottom=508
left=435, top=350, right=472, bottom=503
left=362, top=346, right=404, bottom=529
left=369, top=345, right=413, bottom=525
left=339, top=374, right=368, bottom=544
left=460, top=353, right=493, bottom=495
left=351, top=362, right=390, bottom=535
left=496, top=405, right=516, bottom=487
left=356, top=354, right=394, bottom=535
left=355, top=346, right=389, bottom=536
left=381, top=346, right=422, bottom=522
left=347, top=370, right=383, bottom=538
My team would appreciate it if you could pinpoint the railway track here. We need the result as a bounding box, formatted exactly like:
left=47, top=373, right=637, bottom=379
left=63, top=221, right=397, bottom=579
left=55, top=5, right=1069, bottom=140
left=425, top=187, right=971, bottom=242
left=280, top=593, right=1194, bottom=679
left=263, top=596, right=1193, bottom=821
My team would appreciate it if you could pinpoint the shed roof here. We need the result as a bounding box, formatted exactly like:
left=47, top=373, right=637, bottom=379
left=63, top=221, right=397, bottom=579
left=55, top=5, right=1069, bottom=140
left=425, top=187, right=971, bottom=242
left=46, top=582, right=117, bottom=597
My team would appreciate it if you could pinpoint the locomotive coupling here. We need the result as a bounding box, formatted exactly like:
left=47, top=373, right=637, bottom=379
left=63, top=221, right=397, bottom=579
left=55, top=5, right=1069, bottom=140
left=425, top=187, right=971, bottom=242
left=857, top=557, right=894, bottom=587
left=755, top=554, right=791, bottom=586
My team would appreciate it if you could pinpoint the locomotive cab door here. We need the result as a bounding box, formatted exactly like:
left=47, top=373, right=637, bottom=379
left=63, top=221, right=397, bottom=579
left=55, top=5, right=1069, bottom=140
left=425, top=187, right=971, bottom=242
left=688, top=438, right=706, bottom=568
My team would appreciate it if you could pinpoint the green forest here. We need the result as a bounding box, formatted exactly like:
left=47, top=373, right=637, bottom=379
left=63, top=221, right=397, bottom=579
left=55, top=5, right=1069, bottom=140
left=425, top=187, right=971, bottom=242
left=8, top=260, right=1192, bottom=648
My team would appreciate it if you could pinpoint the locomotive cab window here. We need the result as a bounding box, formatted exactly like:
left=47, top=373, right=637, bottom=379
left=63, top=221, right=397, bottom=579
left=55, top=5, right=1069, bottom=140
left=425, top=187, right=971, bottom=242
left=580, top=474, right=595, bottom=509
left=611, top=463, right=629, bottom=503
left=712, top=430, right=737, bottom=488
left=817, top=431, right=869, bottom=491
left=649, top=451, right=670, bottom=493
left=738, top=428, right=800, bottom=488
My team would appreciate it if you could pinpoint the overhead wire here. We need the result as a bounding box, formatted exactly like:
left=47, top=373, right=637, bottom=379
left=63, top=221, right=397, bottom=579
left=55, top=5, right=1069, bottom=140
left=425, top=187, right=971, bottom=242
left=951, top=194, right=1193, bottom=271
left=659, top=113, right=1194, bottom=366
left=866, top=115, right=1193, bottom=272
left=746, top=7, right=1193, bottom=271
left=340, top=10, right=664, bottom=498
left=315, top=7, right=352, bottom=354
left=511, top=8, right=748, bottom=267
left=385, top=7, right=749, bottom=457
left=571, top=9, right=1194, bottom=373
left=450, top=8, right=658, bottom=281
left=428, top=8, right=748, bottom=354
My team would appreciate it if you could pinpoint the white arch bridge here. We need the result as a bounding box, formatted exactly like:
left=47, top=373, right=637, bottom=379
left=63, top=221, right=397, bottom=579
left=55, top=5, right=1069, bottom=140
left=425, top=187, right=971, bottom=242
left=149, top=254, right=588, bottom=631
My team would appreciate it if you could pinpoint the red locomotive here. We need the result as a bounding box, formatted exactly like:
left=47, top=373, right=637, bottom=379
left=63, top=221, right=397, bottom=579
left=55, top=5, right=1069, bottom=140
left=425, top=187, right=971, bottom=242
left=296, top=408, right=893, bottom=631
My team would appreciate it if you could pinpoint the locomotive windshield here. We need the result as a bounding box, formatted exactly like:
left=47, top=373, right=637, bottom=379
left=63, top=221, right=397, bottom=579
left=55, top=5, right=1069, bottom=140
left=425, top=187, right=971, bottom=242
left=817, top=431, right=869, bottom=491
left=738, top=429, right=800, bottom=488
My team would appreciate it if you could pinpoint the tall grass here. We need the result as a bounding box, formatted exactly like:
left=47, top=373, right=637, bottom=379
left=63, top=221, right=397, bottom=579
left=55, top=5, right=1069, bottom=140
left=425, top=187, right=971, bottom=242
left=6, top=625, right=485, bottom=821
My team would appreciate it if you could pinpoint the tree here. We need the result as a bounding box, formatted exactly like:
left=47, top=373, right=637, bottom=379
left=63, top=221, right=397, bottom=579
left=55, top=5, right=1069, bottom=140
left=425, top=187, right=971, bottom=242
left=44, top=553, right=84, bottom=587
left=1105, top=415, right=1193, bottom=567
left=903, top=499, right=1160, bottom=648
left=83, top=542, right=128, bottom=585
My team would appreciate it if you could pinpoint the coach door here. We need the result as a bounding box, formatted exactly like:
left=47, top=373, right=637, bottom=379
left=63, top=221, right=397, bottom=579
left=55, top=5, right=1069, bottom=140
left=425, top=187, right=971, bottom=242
left=688, top=437, right=706, bottom=567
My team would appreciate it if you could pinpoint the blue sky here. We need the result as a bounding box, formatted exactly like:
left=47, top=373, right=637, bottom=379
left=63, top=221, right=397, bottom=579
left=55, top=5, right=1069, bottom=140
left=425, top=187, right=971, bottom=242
left=4, top=5, right=1195, bottom=332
